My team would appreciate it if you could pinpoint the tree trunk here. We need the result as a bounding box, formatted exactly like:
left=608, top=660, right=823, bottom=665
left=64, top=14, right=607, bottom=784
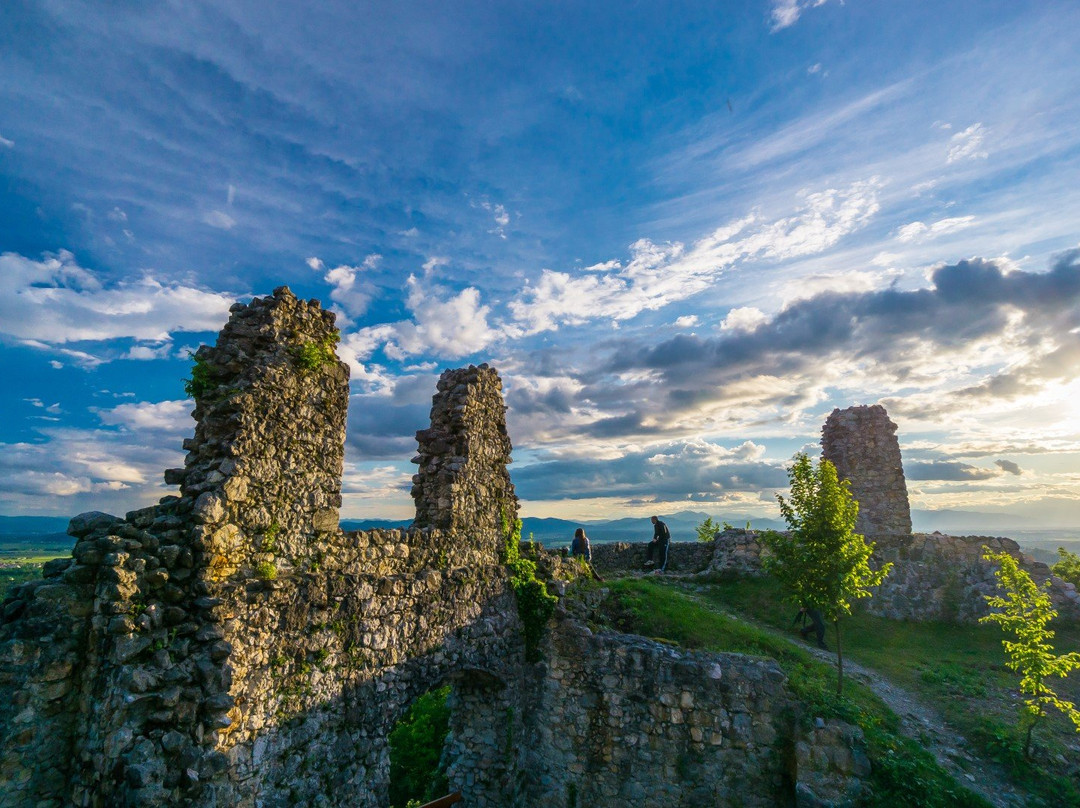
left=835, top=619, right=844, bottom=696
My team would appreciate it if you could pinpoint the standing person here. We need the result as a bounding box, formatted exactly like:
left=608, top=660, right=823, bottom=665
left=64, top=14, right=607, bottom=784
left=570, top=527, right=592, bottom=564
left=645, top=515, right=671, bottom=572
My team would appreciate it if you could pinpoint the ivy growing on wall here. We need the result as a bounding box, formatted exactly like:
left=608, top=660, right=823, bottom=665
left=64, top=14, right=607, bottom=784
left=502, top=513, right=557, bottom=662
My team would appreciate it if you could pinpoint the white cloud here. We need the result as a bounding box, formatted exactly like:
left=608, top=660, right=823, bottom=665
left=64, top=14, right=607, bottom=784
left=386, top=276, right=496, bottom=359
left=0, top=134, right=13, bottom=148
left=422, top=256, right=449, bottom=274
left=0, top=250, right=234, bottom=345
left=227, top=184, right=236, bottom=205
left=95, top=399, right=191, bottom=431
left=399, top=227, right=420, bottom=238
left=107, top=207, right=128, bottom=222
left=342, top=275, right=497, bottom=363
left=477, top=200, right=513, bottom=238
left=807, top=63, right=822, bottom=75
left=947, top=123, right=989, bottom=163
left=770, top=0, right=830, bottom=31
left=202, top=209, right=236, bottom=230
left=308, top=254, right=380, bottom=318
left=896, top=215, right=976, bottom=243
left=674, top=315, right=700, bottom=329
left=508, top=179, right=880, bottom=335
left=720, top=307, right=767, bottom=332
left=123, top=342, right=173, bottom=361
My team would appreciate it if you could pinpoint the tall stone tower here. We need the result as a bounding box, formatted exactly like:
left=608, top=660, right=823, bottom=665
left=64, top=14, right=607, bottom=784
left=821, top=404, right=912, bottom=545
left=411, top=364, right=518, bottom=550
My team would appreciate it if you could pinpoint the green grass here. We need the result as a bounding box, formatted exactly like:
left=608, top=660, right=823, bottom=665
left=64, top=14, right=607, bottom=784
left=695, top=574, right=1080, bottom=807
left=596, top=578, right=991, bottom=807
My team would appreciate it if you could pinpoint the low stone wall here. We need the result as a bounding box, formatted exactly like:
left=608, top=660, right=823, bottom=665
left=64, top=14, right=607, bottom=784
left=593, top=529, right=1079, bottom=623
left=870, top=532, right=1080, bottom=622
left=589, top=540, right=715, bottom=576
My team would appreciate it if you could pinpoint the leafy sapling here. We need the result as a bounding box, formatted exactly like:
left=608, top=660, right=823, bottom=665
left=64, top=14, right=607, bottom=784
left=980, top=548, right=1080, bottom=758
left=762, top=453, right=891, bottom=695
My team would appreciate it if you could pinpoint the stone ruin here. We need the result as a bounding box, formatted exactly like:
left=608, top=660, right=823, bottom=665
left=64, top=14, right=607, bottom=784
left=821, top=404, right=912, bottom=546
left=589, top=402, right=1079, bottom=621
left=0, top=288, right=871, bottom=807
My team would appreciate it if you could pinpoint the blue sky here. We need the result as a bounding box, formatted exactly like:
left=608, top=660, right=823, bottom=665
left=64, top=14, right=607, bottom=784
left=4, top=0, right=1080, bottom=524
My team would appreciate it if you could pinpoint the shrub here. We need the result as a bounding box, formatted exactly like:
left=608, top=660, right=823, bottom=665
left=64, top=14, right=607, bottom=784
left=183, top=352, right=216, bottom=399
left=294, top=333, right=339, bottom=370
left=255, top=561, right=278, bottom=580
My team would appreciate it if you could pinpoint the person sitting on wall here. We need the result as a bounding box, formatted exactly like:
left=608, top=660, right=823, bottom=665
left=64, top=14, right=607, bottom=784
left=570, top=527, right=604, bottom=581
left=644, top=515, right=670, bottom=572
left=570, top=527, right=592, bottom=564
left=793, top=605, right=828, bottom=650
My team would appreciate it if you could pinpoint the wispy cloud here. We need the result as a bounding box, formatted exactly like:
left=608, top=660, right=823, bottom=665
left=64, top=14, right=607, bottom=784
left=895, top=215, right=976, bottom=243
left=508, top=179, right=881, bottom=335
left=769, top=0, right=831, bottom=32
left=947, top=123, right=989, bottom=163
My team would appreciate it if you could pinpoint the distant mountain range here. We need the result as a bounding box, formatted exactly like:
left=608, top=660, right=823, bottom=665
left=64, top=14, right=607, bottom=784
left=2, top=509, right=1074, bottom=552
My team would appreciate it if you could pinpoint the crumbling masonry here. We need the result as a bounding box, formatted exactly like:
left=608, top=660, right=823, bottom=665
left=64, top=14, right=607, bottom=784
left=821, top=404, right=912, bottom=546
left=0, top=289, right=867, bottom=807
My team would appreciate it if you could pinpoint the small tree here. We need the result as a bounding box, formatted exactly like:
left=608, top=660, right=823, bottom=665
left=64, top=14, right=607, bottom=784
left=762, top=453, right=891, bottom=695
left=980, top=549, right=1080, bottom=758
left=695, top=516, right=720, bottom=543
left=1052, top=547, right=1080, bottom=588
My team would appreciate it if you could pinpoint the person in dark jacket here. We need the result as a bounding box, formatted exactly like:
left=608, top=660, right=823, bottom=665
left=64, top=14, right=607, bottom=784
left=645, top=515, right=670, bottom=572
left=570, top=527, right=592, bottom=564
left=794, top=606, right=828, bottom=650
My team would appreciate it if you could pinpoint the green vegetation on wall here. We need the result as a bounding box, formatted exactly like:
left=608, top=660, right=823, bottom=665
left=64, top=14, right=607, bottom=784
left=388, top=685, right=451, bottom=808
left=294, top=332, right=340, bottom=370
left=694, top=516, right=719, bottom=543
left=1053, top=547, right=1080, bottom=588
left=502, top=515, right=557, bottom=663
left=183, top=351, right=216, bottom=399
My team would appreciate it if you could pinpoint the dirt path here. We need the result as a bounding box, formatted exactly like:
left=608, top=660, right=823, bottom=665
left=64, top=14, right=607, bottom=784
left=802, top=645, right=1027, bottom=808
left=677, top=584, right=1029, bottom=808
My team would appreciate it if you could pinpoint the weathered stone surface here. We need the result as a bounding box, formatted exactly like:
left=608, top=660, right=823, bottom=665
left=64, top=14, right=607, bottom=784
left=0, top=292, right=878, bottom=807
left=822, top=404, right=913, bottom=546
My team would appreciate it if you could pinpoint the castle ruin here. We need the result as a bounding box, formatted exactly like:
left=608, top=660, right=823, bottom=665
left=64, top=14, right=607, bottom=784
left=0, top=289, right=867, bottom=807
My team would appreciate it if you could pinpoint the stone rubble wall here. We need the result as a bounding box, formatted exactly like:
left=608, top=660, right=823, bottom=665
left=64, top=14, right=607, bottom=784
left=0, top=291, right=528, bottom=807
left=412, top=364, right=518, bottom=549
left=821, top=405, right=913, bottom=546
left=592, top=528, right=1078, bottom=622
left=589, top=540, right=715, bottom=576
left=869, top=532, right=1080, bottom=622
left=513, top=620, right=795, bottom=807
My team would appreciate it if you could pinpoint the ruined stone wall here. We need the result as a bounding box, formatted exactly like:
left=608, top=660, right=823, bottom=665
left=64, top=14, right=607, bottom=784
left=0, top=292, right=527, bottom=807
left=867, top=533, right=1080, bottom=622
left=589, top=540, right=715, bottom=577
left=821, top=404, right=913, bottom=545
left=412, top=364, right=518, bottom=547
left=515, top=621, right=794, bottom=807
